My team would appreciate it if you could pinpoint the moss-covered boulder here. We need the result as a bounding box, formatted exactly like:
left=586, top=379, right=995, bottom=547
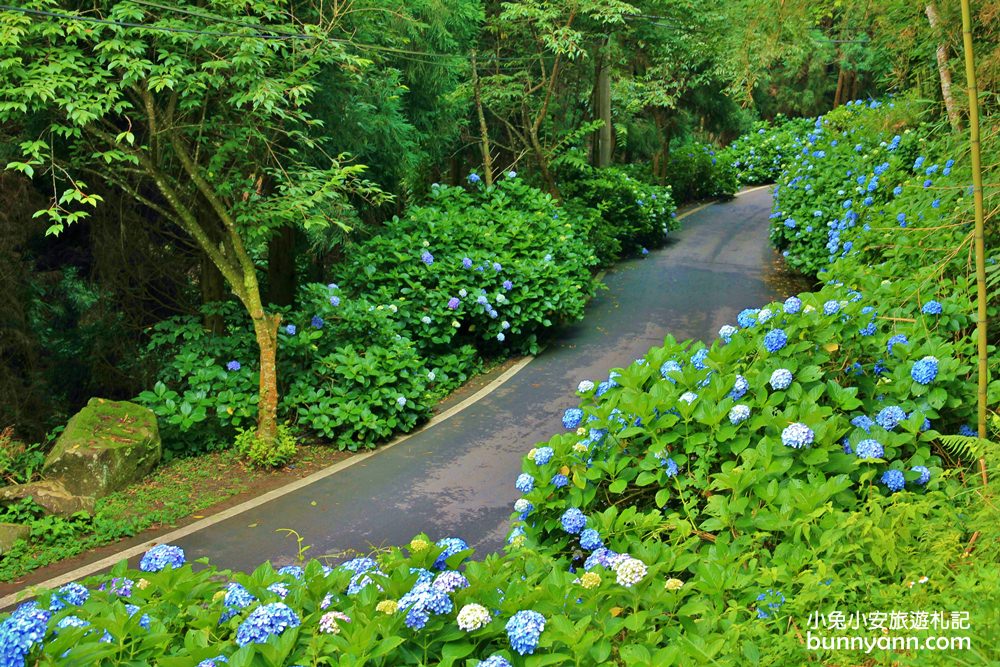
left=42, top=398, right=161, bottom=498
left=0, top=480, right=94, bottom=517
left=0, top=522, right=29, bottom=554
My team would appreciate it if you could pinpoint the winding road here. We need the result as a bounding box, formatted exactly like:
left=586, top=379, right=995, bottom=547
left=3, top=186, right=809, bottom=602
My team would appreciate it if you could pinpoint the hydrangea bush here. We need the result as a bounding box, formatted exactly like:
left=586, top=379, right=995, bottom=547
left=720, top=115, right=814, bottom=185
left=557, top=163, right=679, bottom=266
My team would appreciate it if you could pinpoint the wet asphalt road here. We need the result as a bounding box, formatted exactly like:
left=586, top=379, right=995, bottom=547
left=173, top=187, right=805, bottom=570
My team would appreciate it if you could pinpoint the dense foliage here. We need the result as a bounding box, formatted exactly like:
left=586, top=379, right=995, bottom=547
left=4, top=95, right=997, bottom=667
left=720, top=116, right=814, bottom=185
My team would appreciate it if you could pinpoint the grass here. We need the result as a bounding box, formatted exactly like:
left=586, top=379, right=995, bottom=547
left=0, top=445, right=346, bottom=584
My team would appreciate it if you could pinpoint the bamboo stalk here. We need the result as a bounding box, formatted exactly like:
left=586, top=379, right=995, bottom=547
left=959, top=0, right=989, bottom=486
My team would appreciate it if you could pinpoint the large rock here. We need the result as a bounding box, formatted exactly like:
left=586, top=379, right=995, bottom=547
left=42, top=398, right=161, bottom=499
left=0, top=480, right=95, bottom=517
left=0, top=522, right=30, bottom=554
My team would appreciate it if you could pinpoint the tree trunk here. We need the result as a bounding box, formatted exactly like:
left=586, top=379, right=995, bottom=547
left=597, top=50, right=613, bottom=168
left=471, top=51, right=495, bottom=186
left=200, top=253, right=226, bottom=334
left=926, top=2, right=962, bottom=131
left=267, top=225, right=296, bottom=307
left=250, top=309, right=281, bottom=444
left=833, top=64, right=846, bottom=107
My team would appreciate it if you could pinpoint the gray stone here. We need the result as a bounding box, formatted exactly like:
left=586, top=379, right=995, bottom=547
left=0, top=480, right=95, bottom=517
left=0, top=522, right=29, bottom=554
left=42, top=398, right=161, bottom=498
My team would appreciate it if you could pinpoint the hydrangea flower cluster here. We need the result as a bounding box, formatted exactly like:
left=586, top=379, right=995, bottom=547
left=910, top=356, right=939, bottom=385
left=854, top=439, right=884, bottom=459
left=729, top=404, right=751, bottom=425
left=139, top=544, right=186, bottom=572
left=881, top=469, right=905, bottom=492
left=505, top=610, right=546, bottom=655
left=235, top=603, right=300, bottom=646
left=560, top=508, right=587, bottom=534
left=781, top=423, right=814, bottom=449
left=769, top=368, right=793, bottom=390
left=456, top=603, right=492, bottom=632
left=433, top=538, right=468, bottom=570
left=562, top=408, right=583, bottom=429
left=763, top=329, right=787, bottom=353
left=612, top=557, right=647, bottom=587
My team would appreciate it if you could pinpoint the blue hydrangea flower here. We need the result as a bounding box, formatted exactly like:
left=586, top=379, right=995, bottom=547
left=595, top=381, right=615, bottom=396
left=678, top=391, right=698, bottom=405
left=226, top=360, right=241, bottom=372
left=284, top=324, right=297, bottom=335
left=730, top=374, right=749, bottom=400
left=235, top=603, right=300, bottom=646
left=514, top=498, right=533, bottom=519
left=462, top=257, right=473, bottom=269
left=447, top=297, right=460, bottom=310
left=221, top=582, right=257, bottom=622
left=921, top=300, right=942, bottom=315
left=912, top=465, right=931, bottom=485
left=584, top=548, right=619, bottom=571
left=533, top=447, right=554, bottom=465
left=140, top=544, right=185, bottom=572
left=822, top=300, right=840, bottom=315
left=311, top=315, right=324, bottom=329
left=881, top=469, right=905, bottom=492
left=468, top=173, right=481, bottom=184
left=503, top=280, right=513, bottom=291
left=434, top=538, right=468, bottom=569
left=854, top=439, right=884, bottom=459
left=763, top=329, right=787, bottom=353
left=876, top=406, right=907, bottom=431
left=506, top=610, right=546, bottom=655
left=729, top=404, right=750, bottom=425
left=781, top=423, right=814, bottom=449
left=851, top=415, right=874, bottom=432
left=276, top=565, right=303, bottom=580
left=0, top=603, right=51, bottom=667
left=959, top=424, right=977, bottom=437
left=690, top=348, right=709, bottom=370
left=560, top=508, right=587, bottom=534
left=659, top=360, right=681, bottom=382
left=911, top=356, right=939, bottom=384
left=756, top=589, right=785, bottom=619
left=514, top=473, right=534, bottom=494
left=49, top=582, right=89, bottom=610
left=399, top=580, right=453, bottom=626
left=718, top=325, right=738, bottom=343
left=507, top=526, right=525, bottom=545
left=887, top=334, right=908, bottom=354
left=737, top=308, right=759, bottom=328
left=562, top=408, right=583, bottom=430
left=433, top=571, right=470, bottom=593
left=339, top=557, right=377, bottom=574
left=662, top=457, right=679, bottom=477
left=550, top=474, right=568, bottom=489
left=579, top=529, right=602, bottom=551
left=197, top=657, right=228, bottom=667
left=769, top=368, right=793, bottom=390
left=99, top=577, right=134, bottom=597
left=784, top=296, right=802, bottom=314
left=479, top=656, right=513, bottom=667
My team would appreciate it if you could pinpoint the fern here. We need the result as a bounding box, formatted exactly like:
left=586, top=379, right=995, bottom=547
left=937, top=434, right=991, bottom=460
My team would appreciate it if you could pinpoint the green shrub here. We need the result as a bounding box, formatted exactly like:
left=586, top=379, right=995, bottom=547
left=0, top=427, right=45, bottom=485
left=721, top=115, right=814, bottom=185
left=333, top=174, right=598, bottom=354
left=662, top=141, right=738, bottom=202
left=559, top=163, right=677, bottom=266
left=138, top=175, right=595, bottom=455
left=234, top=424, right=297, bottom=468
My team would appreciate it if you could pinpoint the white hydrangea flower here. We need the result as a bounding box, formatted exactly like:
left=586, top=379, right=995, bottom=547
left=456, top=603, right=492, bottom=632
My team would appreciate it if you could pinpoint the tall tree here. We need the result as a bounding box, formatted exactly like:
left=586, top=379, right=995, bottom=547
left=1, top=0, right=382, bottom=446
